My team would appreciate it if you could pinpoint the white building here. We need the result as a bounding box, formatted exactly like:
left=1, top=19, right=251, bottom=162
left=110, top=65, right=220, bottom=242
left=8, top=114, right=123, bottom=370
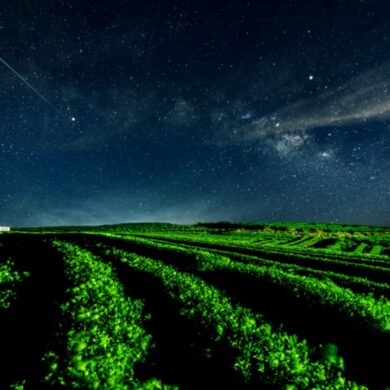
left=0, top=226, right=10, bottom=231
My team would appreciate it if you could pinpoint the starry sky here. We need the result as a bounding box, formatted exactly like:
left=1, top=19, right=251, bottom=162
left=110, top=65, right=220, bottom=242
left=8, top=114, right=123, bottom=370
left=0, top=0, right=389, bottom=227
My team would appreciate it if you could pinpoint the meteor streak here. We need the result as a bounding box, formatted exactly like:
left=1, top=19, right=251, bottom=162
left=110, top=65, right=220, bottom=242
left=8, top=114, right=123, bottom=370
left=0, top=57, right=74, bottom=121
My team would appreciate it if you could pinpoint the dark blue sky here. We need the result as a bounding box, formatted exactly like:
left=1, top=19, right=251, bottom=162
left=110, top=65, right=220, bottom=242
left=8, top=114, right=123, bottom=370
left=0, top=0, right=389, bottom=227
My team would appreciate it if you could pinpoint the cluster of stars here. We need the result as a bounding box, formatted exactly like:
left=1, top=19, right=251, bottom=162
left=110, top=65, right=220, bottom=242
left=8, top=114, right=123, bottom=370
left=0, top=0, right=388, bottom=226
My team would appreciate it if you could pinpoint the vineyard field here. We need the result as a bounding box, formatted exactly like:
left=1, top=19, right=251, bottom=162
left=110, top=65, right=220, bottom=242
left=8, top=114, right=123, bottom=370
left=0, top=222, right=389, bottom=389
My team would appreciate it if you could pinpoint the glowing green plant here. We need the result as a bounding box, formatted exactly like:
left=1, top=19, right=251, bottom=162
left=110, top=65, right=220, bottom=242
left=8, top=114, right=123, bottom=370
left=45, top=241, right=173, bottom=389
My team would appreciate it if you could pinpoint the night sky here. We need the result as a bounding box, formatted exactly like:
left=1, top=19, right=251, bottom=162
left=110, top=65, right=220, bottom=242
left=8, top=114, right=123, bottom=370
left=1, top=1, right=389, bottom=227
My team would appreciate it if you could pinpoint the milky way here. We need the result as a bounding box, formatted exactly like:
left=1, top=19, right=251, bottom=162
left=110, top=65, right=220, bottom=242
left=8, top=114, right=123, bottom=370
left=0, top=1, right=389, bottom=226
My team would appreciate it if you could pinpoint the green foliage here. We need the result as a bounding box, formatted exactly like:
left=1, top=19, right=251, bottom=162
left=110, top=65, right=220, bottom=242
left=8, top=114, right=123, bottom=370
left=100, top=234, right=390, bottom=333
left=45, top=241, right=170, bottom=389
left=99, top=231, right=390, bottom=298
left=1, top=221, right=388, bottom=389
left=107, top=247, right=365, bottom=389
left=9, top=380, right=26, bottom=390
left=0, top=259, right=29, bottom=309
left=209, top=259, right=390, bottom=333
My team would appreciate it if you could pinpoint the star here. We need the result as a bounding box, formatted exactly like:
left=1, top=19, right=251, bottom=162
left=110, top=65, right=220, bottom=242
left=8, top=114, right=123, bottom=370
left=241, top=113, right=252, bottom=120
